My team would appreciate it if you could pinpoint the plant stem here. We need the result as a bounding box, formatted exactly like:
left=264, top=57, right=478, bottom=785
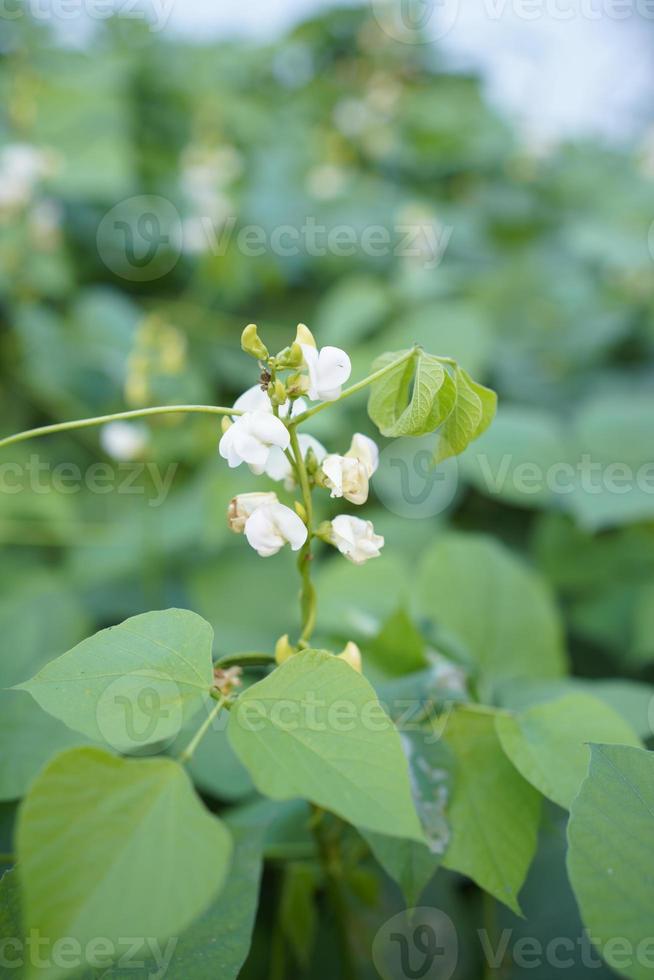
left=0, top=405, right=241, bottom=450
left=177, top=697, right=226, bottom=765
left=293, top=346, right=418, bottom=425
left=310, top=807, right=357, bottom=980
left=0, top=853, right=14, bottom=864
left=214, top=652, right=277, bottom=669
left=288, top=424, right=317, bottom=647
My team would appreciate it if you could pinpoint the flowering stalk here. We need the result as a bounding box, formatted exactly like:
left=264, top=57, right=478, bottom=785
left=289, top=423, right=317, bottom=647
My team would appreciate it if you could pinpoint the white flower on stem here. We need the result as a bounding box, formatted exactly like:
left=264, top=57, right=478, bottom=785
left=329, top=515, right=384, bottom=564
left=297, top=329, right=351, bottom=402
left=244, top=501, right=308, bottom=557
left=232, top=384, right=306, bottom=419
left=265, top=434, right=327, bottom=488
left=219, top=411, right=290, bottom=471
left=227, top=492, right=279, bottom=534
left=321, top=432, right=379, bottom=505
left=100, top=422, right=148, bottom=462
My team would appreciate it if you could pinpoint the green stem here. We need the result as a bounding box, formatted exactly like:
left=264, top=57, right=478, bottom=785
left=288, top=424, right=316, bottom=646
left=0, top=853, right=14, bottom=864
left=293, top=346, right=418, bottom=425
left=0, top=404, right=241, bottom=450
left=214, top=652, right=277, bottom=669
left=178, top=697, right=226, bottom=765
left=310, top=808, right=357, bottom=980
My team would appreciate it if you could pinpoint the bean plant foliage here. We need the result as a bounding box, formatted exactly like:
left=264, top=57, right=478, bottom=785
left=0, top=320, right=650, bottom=980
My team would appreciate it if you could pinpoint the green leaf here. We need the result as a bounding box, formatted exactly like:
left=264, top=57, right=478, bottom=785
left=228, top=651, right=424, bottom=841
left=416, top=533, right=567, bottom=698
left=495, top=694, right=642, bottom=810
left=442, top=706, right=541, bottom=914
left=568, top=745, right=654, bottom=979
left=366, top=607, right=428, bottom=677
left=0, top=692, right=91, bottom=802
left=15, top=609, right=214, bottom=753
left=98, top=809, right=265, bottom=980
left=17, top=747, right=232, bottom=980
left=367, top=350, right=455, bottom=438
left=434, top=366, right=497, bottom=463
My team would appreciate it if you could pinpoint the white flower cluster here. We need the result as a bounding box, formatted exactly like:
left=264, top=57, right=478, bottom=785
left=221, top=324, right=384, bottom=564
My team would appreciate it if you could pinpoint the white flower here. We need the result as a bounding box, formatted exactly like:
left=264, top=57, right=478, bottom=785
left=300, top=344, right=351, bottom=402
left=329, top=515, right=384, bottom=564
left=321, top=433, right=379, bottom=505
left=219, top=411, right=290, bottom=471
left=265, top=434, right=327, bottom=488
left=244, top=501, right=308, bottom=557
left=233, top=384, right=306, bottom=419
left=227, top=492, right=279, bottom=534
left=100, top=422, right=148, bottom=461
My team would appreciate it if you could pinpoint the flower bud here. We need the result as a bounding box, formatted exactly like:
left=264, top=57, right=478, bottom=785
left=276, top=342, right=304, bottom=368
left=227, top=492, right=279, bottom=534
left=294, top=500, right=307, bottom=523
left=269, top=379, right=288, bottom=406
left=221, top=416, right=232, bottom=435
left=286, top=372, right=310, bottom=397
left=328, top=515, right=384, bottom=564
left=295, top=323, right=316, bottom=349
left=241, top=323, right=269, bottom=361
left=275, top=633, right=296, bottom=665
left=337, top=641, right=362, bottom=673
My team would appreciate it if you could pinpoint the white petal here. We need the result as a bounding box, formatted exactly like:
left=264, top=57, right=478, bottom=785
left=248, top=411, right=291, bottom=450
left=244, top=507, right=284, bottom=557
left=316, top=346, right=351, bottom=394
left=348, top=433, right=379, bottom=477
left=264, top=447, right=293, bottom=483
left=271, top=503, right=308, bottom=552
left=233, top=385, right=271, bottom=414
left=299, top=434, right=327, bottom=462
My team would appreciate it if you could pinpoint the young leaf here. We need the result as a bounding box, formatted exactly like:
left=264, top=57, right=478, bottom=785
left=367, top=350, right=455, bottom=438
left=366, top=349, right=495, bottom=460
left=17, top=747, right=232, bottom=980
left=442, top=706, right=541, bottom=915
left=227, top=650, right=424, bottom=842
left=15, top=609, right=214, bottom=753
left=495, top=693, right=642, bottom=809
left=568, top=744, right=654, bottom=980
left=435, top=366, right=497, bottom=463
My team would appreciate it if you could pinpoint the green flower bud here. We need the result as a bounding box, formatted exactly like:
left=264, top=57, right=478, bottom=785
left=241, top=323, right=269, bottom=361
left=269, top=379, right=288, bottom=406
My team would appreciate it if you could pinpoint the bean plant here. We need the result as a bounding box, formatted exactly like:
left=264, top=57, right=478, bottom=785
left=0, top=325, right=650, bottom=980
